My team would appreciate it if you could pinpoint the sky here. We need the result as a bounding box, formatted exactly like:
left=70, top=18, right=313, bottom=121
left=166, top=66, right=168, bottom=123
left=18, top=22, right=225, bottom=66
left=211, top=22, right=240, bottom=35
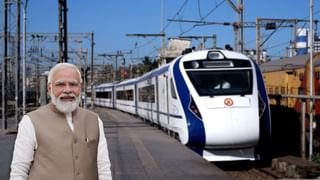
left=2, top=0, right=320, bottom=64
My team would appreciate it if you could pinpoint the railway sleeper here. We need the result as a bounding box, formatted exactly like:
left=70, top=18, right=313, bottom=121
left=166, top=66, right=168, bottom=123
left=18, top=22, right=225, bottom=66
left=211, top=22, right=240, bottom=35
left=264, top=156, right=320, bottom=179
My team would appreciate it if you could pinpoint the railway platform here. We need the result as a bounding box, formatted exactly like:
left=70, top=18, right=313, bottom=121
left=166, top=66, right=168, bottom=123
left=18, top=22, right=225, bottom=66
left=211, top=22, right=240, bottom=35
left=0, top=107, right=232, bottom=180
left=96, top=107, right=232, bottom=179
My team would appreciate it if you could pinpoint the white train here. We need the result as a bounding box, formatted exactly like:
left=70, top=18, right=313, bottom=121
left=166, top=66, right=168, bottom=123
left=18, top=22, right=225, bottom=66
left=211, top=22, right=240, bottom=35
left=87, top=49, right=272, bottom=161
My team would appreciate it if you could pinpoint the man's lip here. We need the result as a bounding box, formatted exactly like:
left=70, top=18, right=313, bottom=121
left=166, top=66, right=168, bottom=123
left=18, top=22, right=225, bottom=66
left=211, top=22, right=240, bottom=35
left=60, top=96, right=75, bottom=101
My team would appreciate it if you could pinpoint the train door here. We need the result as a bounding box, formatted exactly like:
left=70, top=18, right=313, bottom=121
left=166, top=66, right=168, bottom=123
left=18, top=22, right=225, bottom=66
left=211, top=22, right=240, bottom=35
left=166, top=76, right=170, bottom=125
left=155, top=76, right=160, bottom=125
left=147, top=79, right=153, bottom=123
left=112, top=86, right=115, bottom=109
left=134, top=84, right=138, bottom=115
left=113, top=87, right=117, bottom=109
left=158, top=74, right=168, bottom=126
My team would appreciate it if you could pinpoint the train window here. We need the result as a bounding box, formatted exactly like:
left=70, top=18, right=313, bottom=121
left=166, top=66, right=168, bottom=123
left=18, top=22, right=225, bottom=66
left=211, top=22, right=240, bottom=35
left=268, top=87, right=273, bottom=94
left=96, top=91, right=111, bottom=99
left=281, top=87, right=286, bottom=94
left=186, top=69, right=253, bottom=96
left=117, top=89, right=133, bottom=101
left=299, top=73, right=304, bottom=81
left=86, top=91, right=92, bottom=98
left=170, top=78, right=177, bottom=99
left=298, top=87, right=305, bottom=95
left=316, top=71, right=320, bottom=80
left=138, top=85, right=155, bottom=103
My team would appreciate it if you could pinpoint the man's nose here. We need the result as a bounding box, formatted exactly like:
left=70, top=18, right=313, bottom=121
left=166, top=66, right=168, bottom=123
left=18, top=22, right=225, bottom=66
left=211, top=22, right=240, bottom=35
left=63, top=85, right=73, bottom=93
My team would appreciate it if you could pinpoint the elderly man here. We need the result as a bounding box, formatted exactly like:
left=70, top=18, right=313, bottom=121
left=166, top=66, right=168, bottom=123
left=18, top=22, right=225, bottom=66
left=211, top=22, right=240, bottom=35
left=10, top=63, right=112, bottom=180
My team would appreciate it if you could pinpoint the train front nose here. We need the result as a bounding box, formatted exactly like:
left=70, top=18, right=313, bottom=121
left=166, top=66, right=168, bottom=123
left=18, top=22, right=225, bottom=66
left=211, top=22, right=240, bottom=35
left=202, top=96, right=260, bottom=148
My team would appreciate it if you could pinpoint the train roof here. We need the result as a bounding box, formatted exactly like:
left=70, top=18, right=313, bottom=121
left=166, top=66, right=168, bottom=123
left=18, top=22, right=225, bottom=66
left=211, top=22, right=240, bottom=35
left=96, top=82, right=115, bottom=88
left=116, top=78, right=139, bottom=87
left=260, top=54, right=311, bottom=73
left=181, top=49, right=250, bottom=61
left=138, top=63, right=170, bottom=82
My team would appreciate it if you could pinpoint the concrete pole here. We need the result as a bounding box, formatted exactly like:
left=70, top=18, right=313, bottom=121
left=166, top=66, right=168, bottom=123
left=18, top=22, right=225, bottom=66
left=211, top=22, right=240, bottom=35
left=90, top=32, right=94, bottom=108
left=308, top=0, right=314, bottom=161
left=301, top=101, right=306, bottom=159
left=256, top=17, right=261, bottom=64
left=2, top=0, right=8, bottom=129
left=15, top=0, right=21, bottom=127
left=39, top=75, right=47, bottom=106
left=22, top=0, right=29, bottom=115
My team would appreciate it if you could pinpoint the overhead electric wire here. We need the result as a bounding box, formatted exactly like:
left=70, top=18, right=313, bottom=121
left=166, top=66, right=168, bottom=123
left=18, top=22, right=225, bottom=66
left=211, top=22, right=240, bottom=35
left=179, top=0, right=226, bottom=36
left=128, top=0, right=190, bottom=61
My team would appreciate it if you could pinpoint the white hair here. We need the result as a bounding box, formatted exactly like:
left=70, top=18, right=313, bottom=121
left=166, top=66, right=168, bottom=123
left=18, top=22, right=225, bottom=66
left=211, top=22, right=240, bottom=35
left=47, top=63, right=82, bottom=84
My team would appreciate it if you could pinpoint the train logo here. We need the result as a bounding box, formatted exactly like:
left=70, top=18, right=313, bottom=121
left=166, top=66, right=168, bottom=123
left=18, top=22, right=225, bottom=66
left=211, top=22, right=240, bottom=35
left=224, top=98, right=233, bottom=106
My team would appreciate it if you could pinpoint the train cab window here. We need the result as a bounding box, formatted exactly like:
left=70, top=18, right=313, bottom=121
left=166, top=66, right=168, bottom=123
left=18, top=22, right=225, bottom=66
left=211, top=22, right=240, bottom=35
left=170, top=78, right=177, bottom=99
left=186, top=69, right=253, bottom=96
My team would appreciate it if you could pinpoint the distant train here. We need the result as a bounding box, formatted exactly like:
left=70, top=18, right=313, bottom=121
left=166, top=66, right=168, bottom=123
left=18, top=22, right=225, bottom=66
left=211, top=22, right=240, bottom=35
left=261, top=52, right=320, bottom=116
left=87, top=49, right=272, bottom=161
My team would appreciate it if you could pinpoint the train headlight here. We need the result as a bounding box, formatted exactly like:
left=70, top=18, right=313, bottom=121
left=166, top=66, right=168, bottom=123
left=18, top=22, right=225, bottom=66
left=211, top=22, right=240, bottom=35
left=191, top=61, right=200, bottom=69
left=189, top=96, right=202, bottom=120
left=207, top=51, right=224, bottom=60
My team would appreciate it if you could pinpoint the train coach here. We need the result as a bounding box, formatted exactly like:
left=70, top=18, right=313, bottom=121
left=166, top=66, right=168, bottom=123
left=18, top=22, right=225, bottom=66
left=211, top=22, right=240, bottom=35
left=261, top=52, right=320, bottom=115
left=88, top=49, right=272, bottom=161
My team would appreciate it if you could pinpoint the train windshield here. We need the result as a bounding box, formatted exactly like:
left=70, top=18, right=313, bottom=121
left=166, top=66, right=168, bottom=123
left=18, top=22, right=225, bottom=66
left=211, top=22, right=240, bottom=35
left=186, top=69, right=253, bottom=96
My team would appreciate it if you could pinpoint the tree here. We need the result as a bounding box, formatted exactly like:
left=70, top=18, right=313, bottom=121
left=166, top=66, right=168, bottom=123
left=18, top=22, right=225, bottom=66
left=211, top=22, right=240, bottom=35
left=139, top=56, right=158, bottom=75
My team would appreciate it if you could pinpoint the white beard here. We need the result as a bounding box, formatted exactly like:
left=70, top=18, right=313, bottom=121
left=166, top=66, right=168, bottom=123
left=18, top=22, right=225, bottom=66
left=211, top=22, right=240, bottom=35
left=51, top=92, right=80, bottom=113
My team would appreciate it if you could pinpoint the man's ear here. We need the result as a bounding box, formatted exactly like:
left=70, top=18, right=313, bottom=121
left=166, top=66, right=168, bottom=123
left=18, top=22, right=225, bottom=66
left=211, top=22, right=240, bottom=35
left=47, top=83, right=52, bottom=94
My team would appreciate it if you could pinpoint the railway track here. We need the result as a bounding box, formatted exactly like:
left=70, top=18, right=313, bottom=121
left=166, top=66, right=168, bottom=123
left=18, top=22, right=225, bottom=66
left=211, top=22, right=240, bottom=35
left=215, top=156, right=320, bottom=180
left=215, top=161, right=277, bottom=180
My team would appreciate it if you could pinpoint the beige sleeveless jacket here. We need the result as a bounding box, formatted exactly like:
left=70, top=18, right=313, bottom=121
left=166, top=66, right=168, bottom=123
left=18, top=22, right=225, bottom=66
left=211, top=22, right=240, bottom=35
left=27, top=103, right=99, bottom=180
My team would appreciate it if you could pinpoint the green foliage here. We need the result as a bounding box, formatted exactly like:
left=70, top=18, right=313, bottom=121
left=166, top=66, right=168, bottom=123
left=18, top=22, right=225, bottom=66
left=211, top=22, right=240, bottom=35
left=135, top=56, right=158, bottom=76
left=312, top=152, right=320, bottom=164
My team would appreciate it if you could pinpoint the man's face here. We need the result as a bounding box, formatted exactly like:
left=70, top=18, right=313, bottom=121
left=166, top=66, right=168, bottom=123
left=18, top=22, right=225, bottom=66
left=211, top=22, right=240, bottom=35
left=48, top=67, right=81, bottom=113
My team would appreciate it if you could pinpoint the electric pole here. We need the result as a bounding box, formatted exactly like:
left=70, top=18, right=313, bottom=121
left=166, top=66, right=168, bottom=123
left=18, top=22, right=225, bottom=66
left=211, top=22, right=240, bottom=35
left=179, top=35, right=217, bottom=49
left=58, top=0, right=68, bottom=62
left=226, top=0, right=244, bottom=53
left=98, top=52, right=124, bottom=82
left=255, top=18, right=316, bottom=64
left=15, top=0, right=21, bottom=127
left=2, top=0, right=9, bottom=129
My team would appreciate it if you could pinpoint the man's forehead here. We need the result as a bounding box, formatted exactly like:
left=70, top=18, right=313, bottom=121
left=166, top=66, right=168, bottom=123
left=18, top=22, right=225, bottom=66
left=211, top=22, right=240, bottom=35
left=54, top=79, right=80, bottom=84
left=52, top=69, right=80, bottom=81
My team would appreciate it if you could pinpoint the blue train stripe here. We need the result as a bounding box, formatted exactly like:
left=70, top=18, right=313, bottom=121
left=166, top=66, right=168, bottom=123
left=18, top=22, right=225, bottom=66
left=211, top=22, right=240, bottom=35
left=253, top=62, right=272, bottom=136
left=173, top=58, right=206, bottom=147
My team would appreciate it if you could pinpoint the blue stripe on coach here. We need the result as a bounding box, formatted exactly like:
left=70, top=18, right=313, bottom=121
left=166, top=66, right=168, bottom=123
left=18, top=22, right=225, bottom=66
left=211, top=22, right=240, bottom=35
left=173, top=58, right=206, bottom=147
left=253, top=62, right=272, bottom=137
